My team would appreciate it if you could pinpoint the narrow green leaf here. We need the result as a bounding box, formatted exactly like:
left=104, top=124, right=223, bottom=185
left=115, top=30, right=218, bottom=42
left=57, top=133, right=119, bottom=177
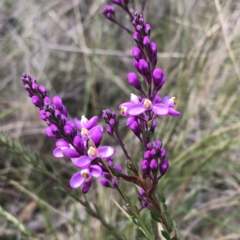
left=161, top=230, right=171, bottom=240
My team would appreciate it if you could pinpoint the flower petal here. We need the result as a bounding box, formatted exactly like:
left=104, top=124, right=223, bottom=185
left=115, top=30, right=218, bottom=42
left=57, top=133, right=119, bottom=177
left=98, top=146, right=115, bottom=158
left=53, top=147, right=65, bottom=158
left=127, top=104, right=145, bottom=116
left=75, top=155, right=92, bottom=168
left=62, top=148, right=80, bottom=158
left=82, top=180, right=92, bottom=194
left=74, top=118, right=82, bottom=130
left=86, top=116, right=98, bottom=130
left=119, top=101, right=133, bottom=109
left=89, top=126, right=104, bottom=147
left=152, top=104, right=169, bottom=116
left=70, top=172, right=85, bottom=188
left=90, top=165, right=103, bottom=178
left=168, top=108, right=180, bottom=117
left=56, top=139, right=69, bottom=147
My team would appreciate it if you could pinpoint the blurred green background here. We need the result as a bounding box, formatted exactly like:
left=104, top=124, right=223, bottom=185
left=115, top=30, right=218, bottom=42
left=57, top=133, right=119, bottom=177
left=0, top=0, right=240, bottom=239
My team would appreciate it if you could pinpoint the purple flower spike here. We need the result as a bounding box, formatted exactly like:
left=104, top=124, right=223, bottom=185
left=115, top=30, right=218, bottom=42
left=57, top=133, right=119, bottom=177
left=127, top=72, right=141, bottom=90
left=141, top=160, right=150, bottom=174
left=160, top=158, right=169, bottom=175
left=132, top=47, right=142, bottom=60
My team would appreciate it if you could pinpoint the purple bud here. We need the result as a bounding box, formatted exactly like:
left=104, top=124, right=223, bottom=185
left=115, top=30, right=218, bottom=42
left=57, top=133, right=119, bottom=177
left=44, top=96, right=51, bottom=104
left=150, top=159, right=158, bottom=170
left=138, top=59, right=149, bottom=75
left=91, top=126, right=103, bottom=147
left=147, top=143, right=152, bottom=149
left=62, top=106, right=68, bottom=117
left=127, top=72, right=141, bottom=90
left=134, top=59, right=140, bottom=72
left=153, top=68, right=165, bottom=88
left=153, top=93, right=162, bottom=104
left=109, top=118, right=115, bottom=126
left=151, top=149, right=156, bottom=156
left=100, top=178, right=112, bottom=188
left=39, top=110, right=46, bottom=120
left=45, top=127, right=57, bottom=138
left=150, top=119, right=157, bottom=133
left=115, top=164, right=122, bottom=172
left=66, top=121, right=75, bottom=129
left=136, top=25, right=142, bottom=32
left=32, top=83, right=38, bottom=91
left=143, top=36, right=150, bottom=47
left=150, top=42, right=158, bottom=55
left=144, top=150, right=151, bottom=160
left=107, top=125, right=114, bottom=136
left=159, top=148, right=166, bottom=159
left=38, top=85, right=47, bottom=95
left=31, top=96, right=41, bottom=107
left=82, top=180, right=92, bottom=194
left=160, top=158, right=169, bottom=175
left=73, top=135, right=84, bottom=152
left=53, top=96, right=63, bottom=110
left=129, top=121, right=140, bottom=136
left=64, top=125, right=73, bottom=135
left=62, top=148, right=80, bottom=158
left=54, top=109, right=61, bottom=118
left=132, top=47, right=142, bottom=60
left=50, top=124, right=59, bottom=134
left=133, top=32, right=140, bottom=43
left=24, top=84, right=30, bottom=91
left=144, top=24, right=151, bottom=35
left=141, top=160, right=150, bottom=174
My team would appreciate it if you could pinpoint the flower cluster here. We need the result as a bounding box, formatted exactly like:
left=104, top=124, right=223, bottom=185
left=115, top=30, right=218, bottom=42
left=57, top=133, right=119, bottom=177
left=22, top=4, right=180, bottom=213
left=22, top=73, right=116, bottom=194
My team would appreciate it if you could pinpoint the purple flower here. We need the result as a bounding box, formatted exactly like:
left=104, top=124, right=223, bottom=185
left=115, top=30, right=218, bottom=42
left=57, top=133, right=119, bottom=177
left=163, top=96, right=180, bottom=117
left=127, top=97, right=168, bottom=117
left=74, top=146, right=115, bottom=168
left=53, top=139, right=81, bottom=159
left=70, top=165, right=102, bottom=193
left=119, top=93, right=140, bottom=116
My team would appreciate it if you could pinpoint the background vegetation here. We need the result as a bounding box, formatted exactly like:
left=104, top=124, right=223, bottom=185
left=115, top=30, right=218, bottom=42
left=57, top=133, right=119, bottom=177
left=0, top=0, right=240, bottom=239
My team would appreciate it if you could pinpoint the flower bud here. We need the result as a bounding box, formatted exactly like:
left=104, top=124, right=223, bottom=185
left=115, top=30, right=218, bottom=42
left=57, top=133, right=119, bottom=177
left=127, top=72, right=141, bottom=90
left=138, top=59, right=149, bottom=75
left=159, top=148, right=166, bottom=159
left=144, top=150, right=151, bottom=160
left=133, top=32, right=140, bottom=43
left=153, top=68, right=165, bottom=88
left=141, top=160, right=150, bottom=174
left=64, top=125, right=73, bottom=135
left=144, top=23, right=151, bottom=35
left=100, top=178, right=112, bottom=188
left=53, top=96, right=63, bottom=110
left=38, top=85, right=47, bottom=95
left=50, top=124, right=59, bottom=134
left=143, top=36, right=150, bottom=47
left=45, top=127, right=57, bottom=138
left=150, top=159, right=158, bottom=171
left=73, top=135, right=84, bottom=152
left=129, top=121, right=140, bottom=136
left=136, top=25, right=142, bottom=32
left=150, top=42, right=158, bottom=55
left=132, top=47, right=142, bottom=60
left=31, top=96, right=41, bottom=107
left=160, top=158, right=169, bottom=175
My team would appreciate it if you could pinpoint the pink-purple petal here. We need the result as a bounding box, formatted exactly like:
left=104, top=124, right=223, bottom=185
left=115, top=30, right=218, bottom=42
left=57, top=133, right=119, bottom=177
left=168, top=108, right=180, bottom=117
left=98, top=146, right=115, bottom=158
left=62, top=148, right=80, bottom=158
left=75, top=155, right=92, bottom=168
left=74, top=118, right=82, bottom=130
left=163, top=96, right=171, bottom=105
left=90, top=165, right=103, bottom=178
left=152, top=104, right=169, bottom=116
left=56, top=139, right=69, bottom=147
left=70, top=172, right=85, bottom=188
left=119, top=102, right=133, bottom=109
left=53, top=147, right=65, bottom=158
left=86, top=116, right=98, bottom=130
left=127, top=104, right=146, bottom=116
